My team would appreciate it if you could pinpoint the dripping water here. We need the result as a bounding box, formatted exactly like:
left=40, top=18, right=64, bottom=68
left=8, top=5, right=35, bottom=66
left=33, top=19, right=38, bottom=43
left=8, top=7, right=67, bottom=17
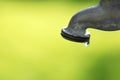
left=84, top=31, right=90, bottom=47
left=84, top=41, right=90, bottom=47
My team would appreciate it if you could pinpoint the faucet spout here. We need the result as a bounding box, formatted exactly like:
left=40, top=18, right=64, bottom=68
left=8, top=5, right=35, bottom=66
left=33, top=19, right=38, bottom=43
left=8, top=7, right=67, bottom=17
left=61, top=0, right=120, bottom=44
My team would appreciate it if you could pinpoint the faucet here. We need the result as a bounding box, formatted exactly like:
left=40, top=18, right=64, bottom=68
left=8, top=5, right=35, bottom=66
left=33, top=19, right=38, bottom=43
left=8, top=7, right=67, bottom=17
left=61, top=0, right=120, bottom=45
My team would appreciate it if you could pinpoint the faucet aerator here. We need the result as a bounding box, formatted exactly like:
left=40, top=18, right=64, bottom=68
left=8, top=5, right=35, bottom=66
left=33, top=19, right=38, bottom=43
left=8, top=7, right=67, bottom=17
left=61, top=28, right=90, bottom=43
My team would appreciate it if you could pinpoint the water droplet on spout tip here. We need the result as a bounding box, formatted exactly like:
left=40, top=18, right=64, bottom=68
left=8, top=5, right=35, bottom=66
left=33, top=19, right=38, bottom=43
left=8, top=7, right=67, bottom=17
left=84, top=41, right=90, bottom=47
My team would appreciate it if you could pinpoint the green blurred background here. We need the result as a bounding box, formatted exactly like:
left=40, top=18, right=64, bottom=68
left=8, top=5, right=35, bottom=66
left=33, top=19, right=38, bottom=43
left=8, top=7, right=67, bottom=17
left=0, top=0, right=120, bottom=80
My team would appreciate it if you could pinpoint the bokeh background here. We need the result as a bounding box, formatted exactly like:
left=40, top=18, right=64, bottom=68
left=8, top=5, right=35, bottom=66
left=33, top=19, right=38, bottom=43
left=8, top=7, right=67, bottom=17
left=0, top=0, right=120, bottom=80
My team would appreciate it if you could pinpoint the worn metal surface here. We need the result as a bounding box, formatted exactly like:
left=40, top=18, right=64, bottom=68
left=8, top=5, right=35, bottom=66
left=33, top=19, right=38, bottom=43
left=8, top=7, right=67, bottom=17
left=61, top=0, right=120, bottom=44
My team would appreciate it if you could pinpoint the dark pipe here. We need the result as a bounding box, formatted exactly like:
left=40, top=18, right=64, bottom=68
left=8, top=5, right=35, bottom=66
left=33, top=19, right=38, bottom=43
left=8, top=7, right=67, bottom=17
left=61, top=0, right=120, bottom=45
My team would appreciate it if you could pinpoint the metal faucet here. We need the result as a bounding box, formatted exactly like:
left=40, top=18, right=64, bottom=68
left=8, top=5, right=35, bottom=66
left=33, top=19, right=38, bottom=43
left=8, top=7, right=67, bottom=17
left=61, top=0, right=120, bottom=45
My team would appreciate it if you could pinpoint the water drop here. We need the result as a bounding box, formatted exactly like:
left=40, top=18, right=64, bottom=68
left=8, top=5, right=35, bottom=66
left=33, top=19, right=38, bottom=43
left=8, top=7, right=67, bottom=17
left=84, top=41, right=89, bottom=47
